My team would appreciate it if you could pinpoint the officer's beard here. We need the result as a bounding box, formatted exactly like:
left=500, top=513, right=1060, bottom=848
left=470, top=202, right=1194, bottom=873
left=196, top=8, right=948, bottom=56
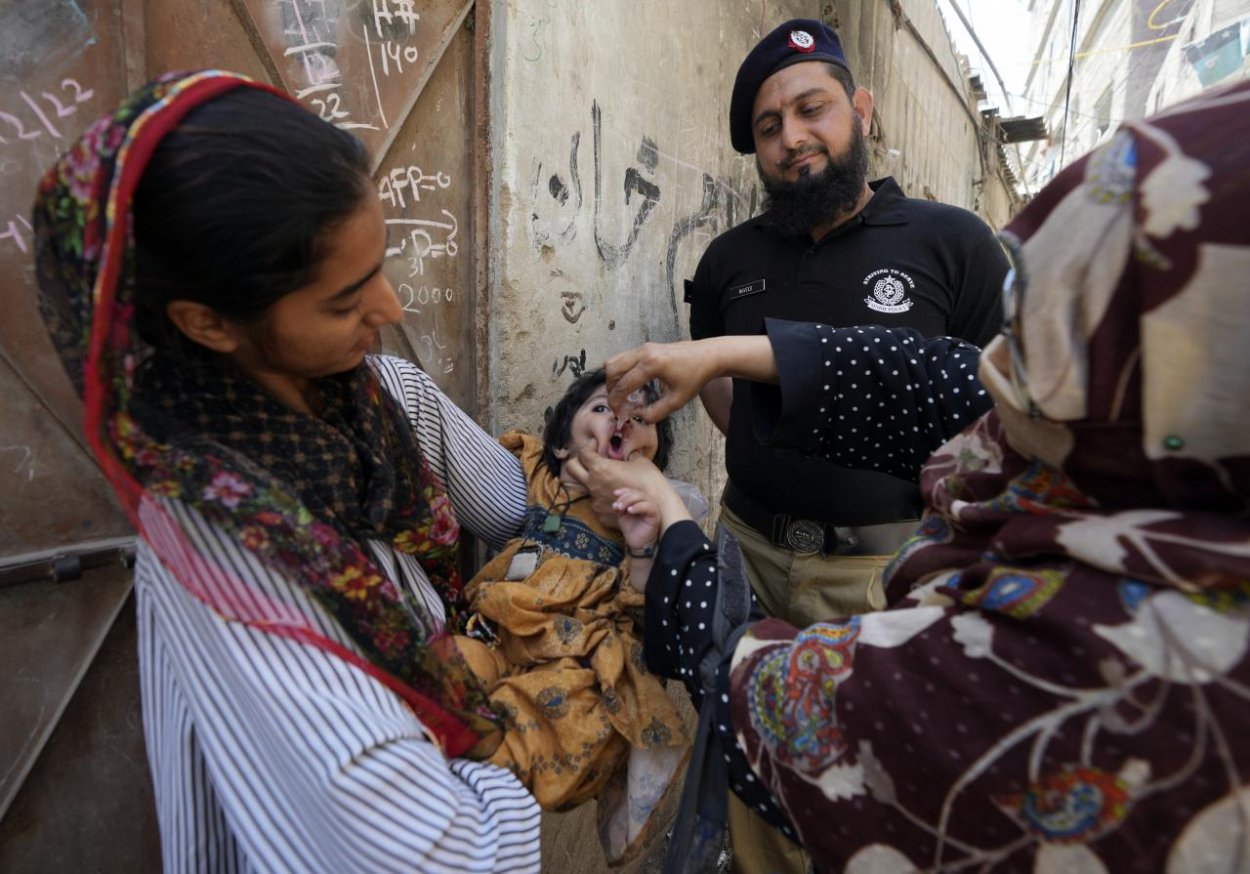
left=757, top=119, right=870, bottom=239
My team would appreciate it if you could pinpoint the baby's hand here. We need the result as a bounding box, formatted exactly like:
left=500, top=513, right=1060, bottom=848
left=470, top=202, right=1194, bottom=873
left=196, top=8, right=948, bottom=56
left=615, top=487, right=660, bottom=550
left=566, top=446, right=693, bottom=538
left=614, top=488, right=660, bottom=590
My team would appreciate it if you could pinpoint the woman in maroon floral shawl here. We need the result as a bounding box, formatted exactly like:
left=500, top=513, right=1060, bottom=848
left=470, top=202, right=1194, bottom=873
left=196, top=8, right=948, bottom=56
left=575, top=80, right=1250, bottom=872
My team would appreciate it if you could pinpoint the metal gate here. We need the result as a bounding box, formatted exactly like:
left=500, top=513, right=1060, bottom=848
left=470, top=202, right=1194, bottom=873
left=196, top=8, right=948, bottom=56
left=0, top=1, right=484, bottom=867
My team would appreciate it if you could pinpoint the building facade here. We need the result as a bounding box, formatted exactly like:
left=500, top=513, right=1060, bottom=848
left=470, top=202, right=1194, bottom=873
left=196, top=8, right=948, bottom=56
left=1017, top=0, right=1250, bottom=187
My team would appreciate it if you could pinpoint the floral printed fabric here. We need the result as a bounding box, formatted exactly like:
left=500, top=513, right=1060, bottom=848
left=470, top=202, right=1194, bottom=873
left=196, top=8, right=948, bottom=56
left=32, top=70, right=501, bottom=758
left=720, top=81, right=1250, bottom=870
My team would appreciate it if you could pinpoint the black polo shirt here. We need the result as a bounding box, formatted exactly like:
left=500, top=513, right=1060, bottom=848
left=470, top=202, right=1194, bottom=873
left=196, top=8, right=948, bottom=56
left=688, top=177, right=1006, bottom=525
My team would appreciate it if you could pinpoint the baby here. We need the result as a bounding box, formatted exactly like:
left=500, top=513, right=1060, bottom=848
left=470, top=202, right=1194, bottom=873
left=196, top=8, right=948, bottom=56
left=457, top=368, right=696, bottom=862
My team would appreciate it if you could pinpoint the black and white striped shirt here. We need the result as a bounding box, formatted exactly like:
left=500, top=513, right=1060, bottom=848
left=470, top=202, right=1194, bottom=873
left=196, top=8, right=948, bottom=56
left=135, top=356, right=539, bottom=873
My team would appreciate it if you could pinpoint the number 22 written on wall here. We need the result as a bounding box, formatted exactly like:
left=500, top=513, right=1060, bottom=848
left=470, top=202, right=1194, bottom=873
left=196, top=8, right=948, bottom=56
left=1, top=79, right=96, bottom=255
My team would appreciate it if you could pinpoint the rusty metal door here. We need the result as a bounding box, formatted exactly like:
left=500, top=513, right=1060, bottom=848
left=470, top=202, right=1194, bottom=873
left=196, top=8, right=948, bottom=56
left=0, top=1, right=485, bottom=868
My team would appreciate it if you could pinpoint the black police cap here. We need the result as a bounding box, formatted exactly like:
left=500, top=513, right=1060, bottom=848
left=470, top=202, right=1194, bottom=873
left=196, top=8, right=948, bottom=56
left=729, top=19, right=851, bottom=154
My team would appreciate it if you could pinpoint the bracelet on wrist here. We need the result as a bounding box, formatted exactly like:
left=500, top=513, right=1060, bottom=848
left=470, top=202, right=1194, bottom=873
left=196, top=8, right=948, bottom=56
left=628, top=541, right=657, bottom=559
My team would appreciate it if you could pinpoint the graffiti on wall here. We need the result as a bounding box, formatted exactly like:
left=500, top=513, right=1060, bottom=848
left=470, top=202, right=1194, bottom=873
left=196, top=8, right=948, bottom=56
left=269, top=0, right=468, bottom=384
left=521, top=0, right=582, bottom=65
left=378, top=158, right=460, bottom=377
left=0, top=78, right=96, bottom=256
left=380, top=160, right=461, bottom=377
left=553, top=348, right=587, bottom=378
left=528, top=98, right=758, bottom=373
left=278, top=0, right=374, bottom=130
left=275, top=0, right=433, bottom=132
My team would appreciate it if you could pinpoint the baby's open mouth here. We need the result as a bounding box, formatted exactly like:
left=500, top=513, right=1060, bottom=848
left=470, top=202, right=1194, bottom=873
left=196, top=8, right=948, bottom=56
left=607, top=433, right=625, bottom=459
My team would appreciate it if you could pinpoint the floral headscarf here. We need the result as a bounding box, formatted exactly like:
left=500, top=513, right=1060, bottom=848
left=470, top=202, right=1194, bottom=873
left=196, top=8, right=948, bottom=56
left=888, top=79, right=1250, bottom=598
left=33, top=70, right=502, bottom=758
left=722, top=82, right=1250, bottom=871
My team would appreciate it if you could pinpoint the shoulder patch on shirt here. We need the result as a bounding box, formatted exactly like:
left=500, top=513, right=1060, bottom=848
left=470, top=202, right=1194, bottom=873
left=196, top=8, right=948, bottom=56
left=729, top=279, right=767, bottom=301
left=683, top=278, right=695, bottom=304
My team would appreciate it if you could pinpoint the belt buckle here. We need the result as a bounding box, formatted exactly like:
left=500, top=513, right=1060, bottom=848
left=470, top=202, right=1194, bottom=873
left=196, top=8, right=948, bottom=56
left=784, top=519, right=824, bottom=554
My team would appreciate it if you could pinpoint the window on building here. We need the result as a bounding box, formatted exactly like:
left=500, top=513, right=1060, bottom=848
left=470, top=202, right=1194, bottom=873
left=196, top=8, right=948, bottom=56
left=1095, top=86, right=1113, bottom=141
left=1047, top=125, right=1064, bottom=181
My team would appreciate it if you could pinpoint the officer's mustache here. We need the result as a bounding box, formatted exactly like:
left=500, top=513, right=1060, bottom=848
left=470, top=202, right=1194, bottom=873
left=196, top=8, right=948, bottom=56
left=780, top=146, right=829, bottom=172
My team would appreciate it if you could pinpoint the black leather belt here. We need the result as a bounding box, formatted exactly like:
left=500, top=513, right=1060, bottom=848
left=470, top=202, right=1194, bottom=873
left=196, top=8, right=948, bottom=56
left=724, top=481, right=917, bottom=557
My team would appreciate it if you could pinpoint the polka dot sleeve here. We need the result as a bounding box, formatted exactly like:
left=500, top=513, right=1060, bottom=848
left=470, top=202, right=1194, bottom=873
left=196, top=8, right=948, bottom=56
left=643, top=521, right=794, bottom=836
left=750, top=318, right=993, bottom=482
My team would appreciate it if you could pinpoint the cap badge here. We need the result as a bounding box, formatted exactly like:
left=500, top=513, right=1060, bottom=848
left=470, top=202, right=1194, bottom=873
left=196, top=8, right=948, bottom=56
left=789, top=30, right=816, bottom=52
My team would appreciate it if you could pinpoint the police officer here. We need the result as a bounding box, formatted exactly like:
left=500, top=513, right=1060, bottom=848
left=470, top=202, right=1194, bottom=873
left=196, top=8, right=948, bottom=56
left=686, top=19, right=1007, bottom=874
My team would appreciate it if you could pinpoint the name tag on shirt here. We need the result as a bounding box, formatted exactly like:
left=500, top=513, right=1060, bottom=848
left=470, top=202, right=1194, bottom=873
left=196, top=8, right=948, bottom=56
left=729, top=279, right=766, bottom=300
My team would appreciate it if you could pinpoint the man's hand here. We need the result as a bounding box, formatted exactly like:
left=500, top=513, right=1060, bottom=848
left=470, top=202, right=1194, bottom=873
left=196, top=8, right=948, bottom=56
left=613, top=487, right=661, bottom=592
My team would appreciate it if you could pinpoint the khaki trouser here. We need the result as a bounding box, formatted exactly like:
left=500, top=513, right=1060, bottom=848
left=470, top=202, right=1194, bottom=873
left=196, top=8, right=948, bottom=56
left=719, top=505, right=890, bottom=626
left=719, top=505, right=893, bottom=874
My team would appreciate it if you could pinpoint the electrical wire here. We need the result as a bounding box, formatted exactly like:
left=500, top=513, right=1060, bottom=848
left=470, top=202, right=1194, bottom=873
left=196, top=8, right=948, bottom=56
left=1013, top=2, right=1201, bottom=186
left=1058, top=0, right=1083, bottom=168
left=942, top=0, right=1034, bottom=196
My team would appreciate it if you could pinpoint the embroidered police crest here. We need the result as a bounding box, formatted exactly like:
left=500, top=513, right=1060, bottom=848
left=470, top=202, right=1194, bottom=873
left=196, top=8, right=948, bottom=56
left=862, top=268, right=916, bottom=314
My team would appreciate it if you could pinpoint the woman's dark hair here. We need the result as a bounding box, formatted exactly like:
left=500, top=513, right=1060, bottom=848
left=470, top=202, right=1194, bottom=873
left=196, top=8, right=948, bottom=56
left=132, top=87, right=372, bottom=354
left=542, top=368, right=673, bottom=474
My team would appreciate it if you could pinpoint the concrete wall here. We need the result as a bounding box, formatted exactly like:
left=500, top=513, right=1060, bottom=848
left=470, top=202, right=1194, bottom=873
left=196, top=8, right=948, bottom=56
left=1018, top=0, right=1149, bottom=186
left=481, top=8, right=798, bottom=867
left=483, top=0, right=812, bottom=508
left=482, top=0, right=1017, bottom=511
left=835, top=0, right=1012, bottom=220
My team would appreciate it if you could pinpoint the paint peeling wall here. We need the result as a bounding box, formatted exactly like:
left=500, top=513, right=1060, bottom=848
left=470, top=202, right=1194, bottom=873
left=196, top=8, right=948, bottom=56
left=483, top=0, right=1016, bottom=507
left=483, top=0, right=813, bottom=508
left=842, top=1, right=967, bottom=202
